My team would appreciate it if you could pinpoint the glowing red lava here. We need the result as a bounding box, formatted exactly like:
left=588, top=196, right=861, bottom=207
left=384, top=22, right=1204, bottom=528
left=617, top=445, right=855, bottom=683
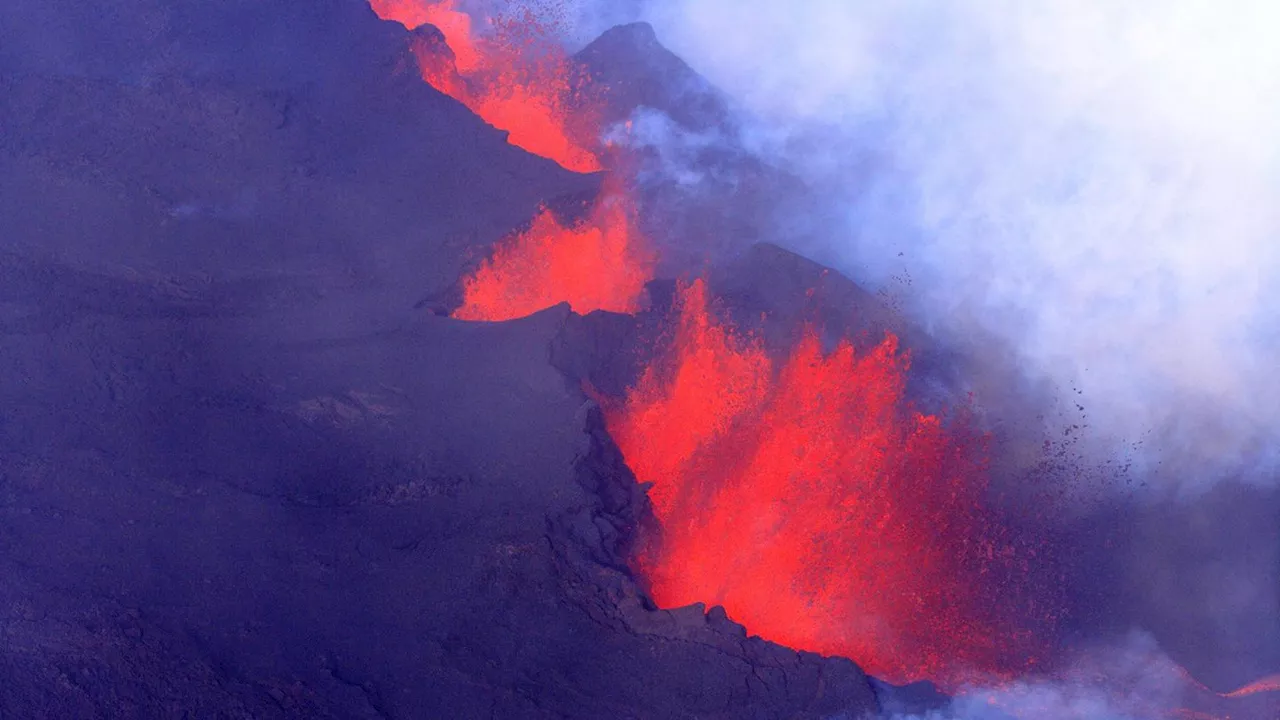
left=371, top=0, right=653, bottom=320
left=370, top=0, right=600, bottom=172
left=604, top=280, right=1052, bottom=688
left=452, top=184, right=654, bottom=320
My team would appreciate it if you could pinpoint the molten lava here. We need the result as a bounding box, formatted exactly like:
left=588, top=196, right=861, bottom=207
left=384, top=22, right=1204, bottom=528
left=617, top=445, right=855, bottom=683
left=371, top=0, right=653, bottom=320
left=604, top=280, right=1052, bottom=687
left=452, top=186, right=654, bottom=320
left=370, top=0, right=481, bottom=71
left=370, top=0, right=600, bottom=172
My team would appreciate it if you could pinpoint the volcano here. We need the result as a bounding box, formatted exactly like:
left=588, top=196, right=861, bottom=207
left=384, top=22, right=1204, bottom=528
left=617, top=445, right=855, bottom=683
left=1, top=1, right=1277, bottom=719
left=0, top=1, right=894, bottom=717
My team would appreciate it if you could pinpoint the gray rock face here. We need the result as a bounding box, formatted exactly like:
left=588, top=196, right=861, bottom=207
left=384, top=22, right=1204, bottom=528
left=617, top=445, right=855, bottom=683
left=574, top=22, right=732, bottom=134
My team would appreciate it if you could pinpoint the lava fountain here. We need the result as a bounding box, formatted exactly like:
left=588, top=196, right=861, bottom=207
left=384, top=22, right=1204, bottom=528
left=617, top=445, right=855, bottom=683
left=452, top=179, right=655, bottom=320
left=603, top=279, right=1060, bottom=688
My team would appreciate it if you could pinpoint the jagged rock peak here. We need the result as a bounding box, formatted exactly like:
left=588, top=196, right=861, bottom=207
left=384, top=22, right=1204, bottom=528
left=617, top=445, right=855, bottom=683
left=594, top=21, right=661, bottom=48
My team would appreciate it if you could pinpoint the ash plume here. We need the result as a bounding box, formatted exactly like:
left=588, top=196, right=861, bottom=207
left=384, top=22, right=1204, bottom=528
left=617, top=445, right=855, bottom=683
left=566, top=0, right=1280, bottom=493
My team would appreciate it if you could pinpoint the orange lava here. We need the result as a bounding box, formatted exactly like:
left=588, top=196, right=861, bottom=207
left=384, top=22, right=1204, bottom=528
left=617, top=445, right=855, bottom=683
left=604, top=280, right=1051, bottom=687
left=370, top=0, right=601, bottom=172
left=372, top=0, right=650, bottom=319
left=452, top=185, right=654, bottom=320
left=370, top=0, right=481, bottom=71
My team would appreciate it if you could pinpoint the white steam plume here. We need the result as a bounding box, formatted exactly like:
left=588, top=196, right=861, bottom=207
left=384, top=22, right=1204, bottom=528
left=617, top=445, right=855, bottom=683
left=612, top=0, right=1280, bottom=491
left=869, top=631, right=1242, bottom=720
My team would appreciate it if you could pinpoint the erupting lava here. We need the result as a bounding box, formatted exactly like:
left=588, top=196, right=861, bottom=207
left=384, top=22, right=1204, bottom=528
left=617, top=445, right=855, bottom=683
left=604, top=280, right=1054, bottom=687
left=371, top=0, right=653, bottom=320
left=370, top=0, right=600, bottom=172
left=452, top=185, right=654, bottom=320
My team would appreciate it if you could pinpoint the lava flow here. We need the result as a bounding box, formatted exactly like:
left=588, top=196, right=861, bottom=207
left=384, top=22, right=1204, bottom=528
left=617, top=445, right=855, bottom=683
left=370, top=0, right=600, bottom=172
left=604, top=279, right=1057, bottom=688
left=371, top=0, right=654, bottom=320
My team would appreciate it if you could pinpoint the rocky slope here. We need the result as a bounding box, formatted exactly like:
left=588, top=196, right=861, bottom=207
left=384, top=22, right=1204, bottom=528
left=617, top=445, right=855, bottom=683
left=0, top=282, right=894, bottom=717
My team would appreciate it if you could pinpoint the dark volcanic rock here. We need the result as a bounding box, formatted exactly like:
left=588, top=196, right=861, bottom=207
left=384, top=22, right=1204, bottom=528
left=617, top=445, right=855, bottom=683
left=574, top=24, right=824, bottom=274
left=870, top=678, right=951, bottom=717
left=553, top=242, right=965, bottom=415
left=707, top=243, right=966, bottom=411
left=709, top=242, right=911, bottom=353
left=0, top=280, right=882, bottom=717
left=1, top=0, right=404, bottom=87
left=575, top=22, right=732, bottom=134
left=550, top=307, right=652, bottom=399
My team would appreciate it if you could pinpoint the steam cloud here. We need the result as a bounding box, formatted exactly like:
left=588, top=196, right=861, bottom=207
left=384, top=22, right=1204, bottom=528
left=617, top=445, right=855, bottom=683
left=871, top=632, right=1207, bottom=720
left=568, top=0, right=1280, bottom=491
